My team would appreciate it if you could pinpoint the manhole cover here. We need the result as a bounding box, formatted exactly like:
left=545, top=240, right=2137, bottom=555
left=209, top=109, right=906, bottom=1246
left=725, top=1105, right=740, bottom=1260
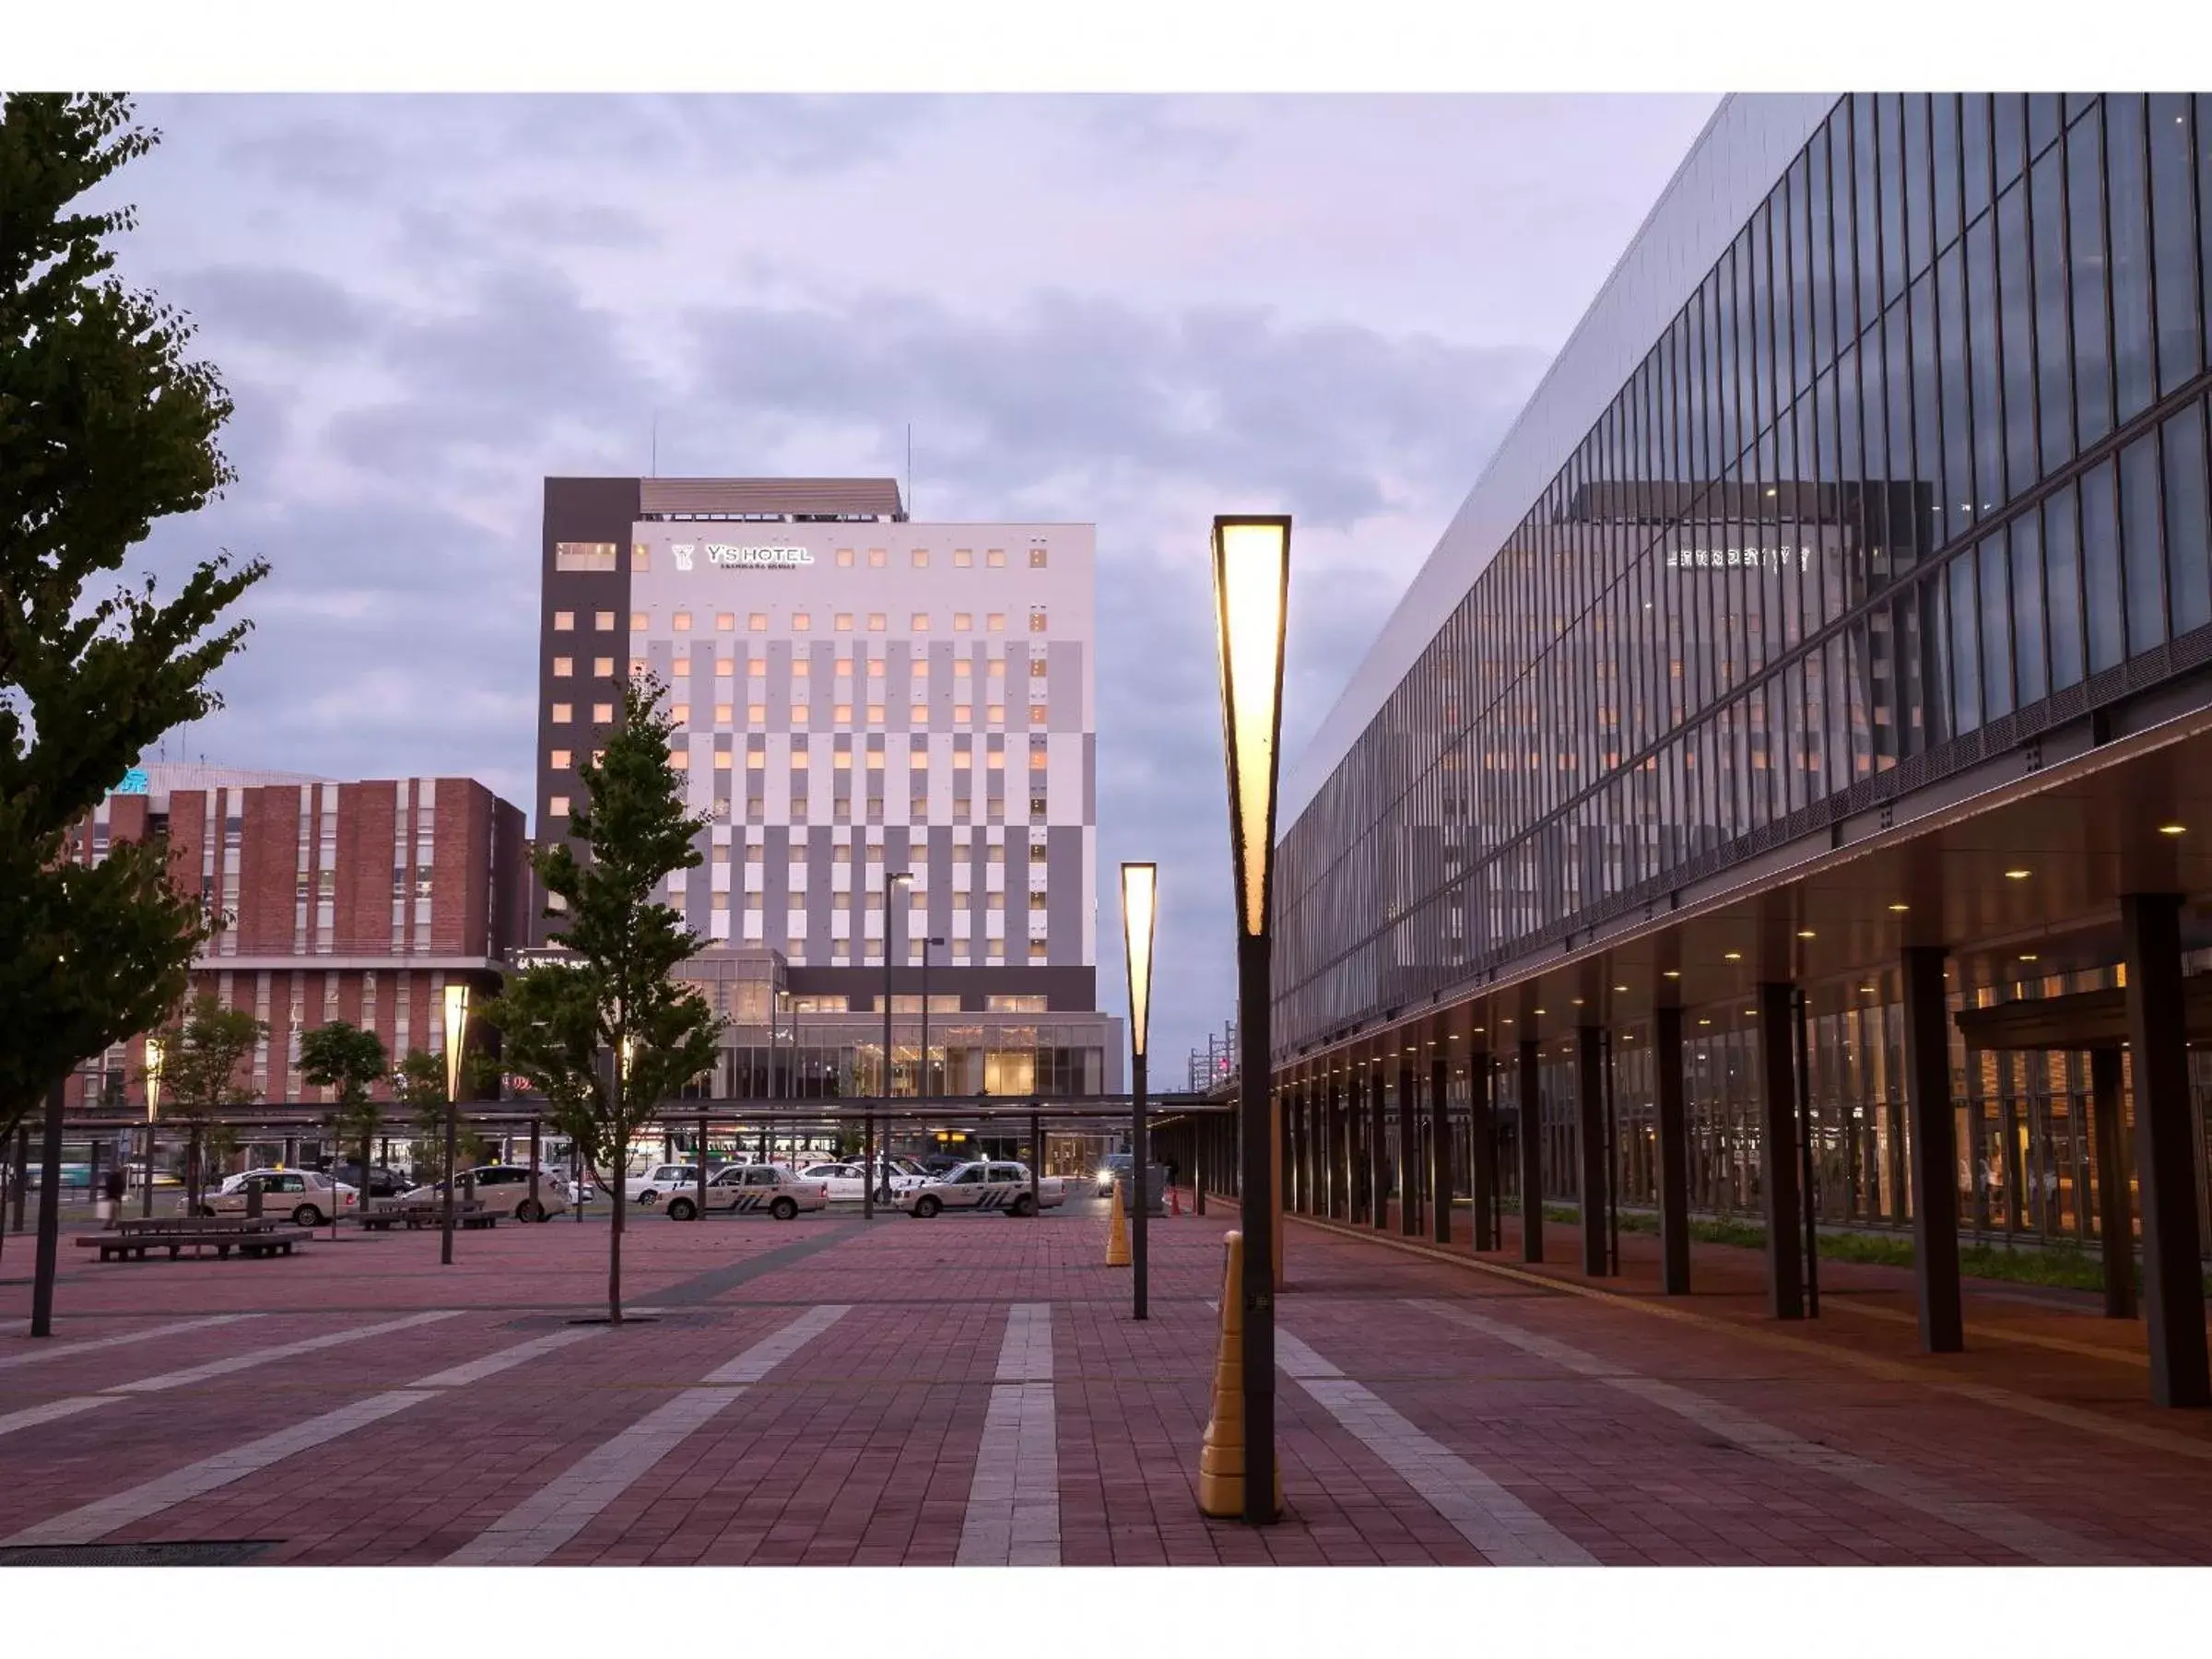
left=0, top=1540, right=276, bottom=1566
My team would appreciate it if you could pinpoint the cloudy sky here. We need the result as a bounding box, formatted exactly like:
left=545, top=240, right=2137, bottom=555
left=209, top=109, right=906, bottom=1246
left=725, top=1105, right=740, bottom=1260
left=111, top=91, right=1718, bottom=1071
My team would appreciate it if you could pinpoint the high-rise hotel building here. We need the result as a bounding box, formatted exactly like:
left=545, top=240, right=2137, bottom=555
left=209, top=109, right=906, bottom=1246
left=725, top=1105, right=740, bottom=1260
left=536, top=477, right=1119, bottom=1103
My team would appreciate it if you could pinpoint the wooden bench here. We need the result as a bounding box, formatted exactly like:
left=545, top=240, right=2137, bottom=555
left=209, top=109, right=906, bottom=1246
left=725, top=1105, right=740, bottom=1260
left=361, top=1200, right=491, bottom=1231
left=78, top=1223, right=311, bottom=1262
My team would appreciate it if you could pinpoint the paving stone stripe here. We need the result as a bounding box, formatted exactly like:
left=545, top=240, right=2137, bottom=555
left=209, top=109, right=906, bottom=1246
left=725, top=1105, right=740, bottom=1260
left=1408, top=1298, right=2124, bottom=1565
left=444, top=1303, right=853, bottom=1565
left=2, top=1324, right=603, bottom=1547
left=1271, top=1323, right=1596, bottom=1566
left=0, top=1316, right=260, bottom=1375
left=957, top=1302, right=1059, bottom=1566
left=0, top=1311, right=462, bottom=1441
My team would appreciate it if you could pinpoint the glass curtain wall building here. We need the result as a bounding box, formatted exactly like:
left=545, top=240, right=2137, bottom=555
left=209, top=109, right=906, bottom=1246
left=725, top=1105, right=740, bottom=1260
left=1265, top=95, right=2212, bottom=1281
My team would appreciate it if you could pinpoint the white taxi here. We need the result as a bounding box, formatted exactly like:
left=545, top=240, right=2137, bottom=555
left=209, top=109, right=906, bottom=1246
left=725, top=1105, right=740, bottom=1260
left=897, top=1161, right=1065, bottom=1218
left=663, top=1164, right=830, bottom=1222
left=187, top=1170, right=359, bottom=1227
left=799, top=1161, right=927, bottom=1203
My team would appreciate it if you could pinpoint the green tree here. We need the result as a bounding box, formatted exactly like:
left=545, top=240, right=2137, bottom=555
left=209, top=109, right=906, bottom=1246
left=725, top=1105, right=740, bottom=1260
left=300, top=1019, right=387, bottom=1212
left=157, top=994, right=265, bottom=1213
left=483, top=676, right=720, bottom=1324
left=0, top=94, right=268, bottom=1151
left=393, top=1049, right=488, bottom=1194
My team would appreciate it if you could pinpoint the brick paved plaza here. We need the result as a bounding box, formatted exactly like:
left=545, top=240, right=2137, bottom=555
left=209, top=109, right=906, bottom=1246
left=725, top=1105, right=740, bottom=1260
left=4, top=1195, right=2211, bottom=1566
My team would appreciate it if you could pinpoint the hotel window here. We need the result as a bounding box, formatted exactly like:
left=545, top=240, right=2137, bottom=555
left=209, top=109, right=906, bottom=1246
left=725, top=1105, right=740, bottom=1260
left=912, top=549, right=929, bottom=567
left=867, top=751, right=886, bottom=770
left=595, top=611, right=615, bottom=630
left=986, top=549, right=1006, bottom=568
left=552, top=656, right=574, bottom=677
left=987, top=659, right=1005, bottom=678
left=712, top=891, right=729, bottom=912
left=793, top=613, right=812, bottom=631
left=833, top=751, right=852, bottom=771
left=715, top=658, right=734, bottom=677
left=834, top=892, right=853, bottom=911
left=793, top=750, right=811, bottom=769
left=867, top=613, right=887, bottom=631
left=987, top=614, right=1006, bottom=632
left=955, top=660, right=972, bottom=678
left=630, top=612, right=647, bottom=631
left=592, top=701, right=613, bottom=722
left=987, top=704, right=1006, bottom=724
left=834, top=703, right=853, bottom=723
left=953, top=703, right=972, bottom=722
left=551, top=701, right=572, bottom=723
left=748, top=613, right=768, bottom=632
left=836, top=548, right=854, bottom=567
left=791, top=703, right=810, bottom=723
left=868, top=548, right=887, bottom=567
left=669, top=704, right=688, bottom=725
left=1028, top=703, right=1047, bottom=724
left=866, top=703, right=886, bottom=723
left=834, top=657, right=853, bottom=677
left=867, top=658, right=886, bottom=678
left=912, top=704, right=929, bottom=724
left=672, top=612, right=692, bottom=632
left=714, top=702, right=734, bottom=723
left=1029, top=658, right=1047, bottom=678
left=955, top=548, right=973, bottom=568
left=596, top=656, right=617, bottom=677
left=750, top=703, right=770, bottom=723
left=1029, top=890, right=1048, bottom=911
left=669, top=656, right=688, bottom=677
left=716, top=612, right=735, bottom=631
left=748, top=659, right=767, bottom=677
left=912, top=613, right=930, bottom=630
left=953, top=750, right=972, bottom=770
left=553, top=610, right=575, bottom=631
left=1029, top=547, right=1048, bottom=568
left=987, top=752, right=1006, bottom=770
left=836, top=614, right=854, bottom=631
left=670, top=750, right=689, bottom=771
left=1028, top=607, right=1048, bottom=633
left=550, top=748, right=572, bottom=769
left=987, top=892, right=1005, bottom=911
left=553, top=541, right=617, bottom=572
left=747, top=750, right=765, bottom=769
left=954, top=612, right=973, bottom=631
left=1029, top=842, right=1048, bottom=863
left=548, top=794, right=570, bottom=818
left=714, top=750, right=733, bottom=770
left=911, top=661, right=928, bottom=680
left=792, top=658, right=809, bottom=677
left=1028, top=940, right=1048, bottom=960
left=630, top=545, right=651, bottom=571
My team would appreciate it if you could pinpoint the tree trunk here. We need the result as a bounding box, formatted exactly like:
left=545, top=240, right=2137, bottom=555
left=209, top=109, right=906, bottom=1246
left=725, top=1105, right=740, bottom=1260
left=609, top=1176, right=625, bottom=1324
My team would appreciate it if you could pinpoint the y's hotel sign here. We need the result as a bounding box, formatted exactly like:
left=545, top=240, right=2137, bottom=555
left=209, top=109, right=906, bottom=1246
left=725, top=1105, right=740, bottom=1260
left=671, top=543, right=815, bottom=571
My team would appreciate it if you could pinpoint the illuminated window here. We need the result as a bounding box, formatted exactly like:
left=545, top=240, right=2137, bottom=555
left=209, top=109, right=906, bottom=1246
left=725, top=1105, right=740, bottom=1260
left=553, top=541, right=617, bottom=572
left=595, top=611, right=616, bottom=630
left=987, top=704, right=1006, bottom=723
left=987, top=892, right=1005, bottom=911
left=1028, top=607, right=1047, bottom=633
left=553, top=610, right=575, bottom=631
left=714, top=702, right=733, bottom=723
left=836, top=549, right=854, bottom=567
left=867, top=613, right=886, bottom=631
left=630, top=545, right=651, bottom=572
left=630, top=612, right=648, bottom=631
left=790, top=703, right=809, bottom=723
left=834, top=657, right=853, bottom=677
left=868, top=549, right=887, bottom=568
left=670, top=750, right=689, bottom=771
left=866, top=704, right=886, bottom=723
left=912, top=613, right=929, bottom=630
left=792, top=750, right=811, bottom=769
left=595, top=656, right=617, bottom=676
left=791, top=658, right=809, bottom=677
left=747, top=750, right=765, bottom=770
left=672, top=612, right=692, bottom=632
left=747, top=659, right=767, bottom=677
left=750, top=703, right=770, bottom=723
left=865, top=751, right=884, bottom=770
left=713, top=750, right=732, bottom=770
left=1029, top=703, right=1047, bottom=724
left=987, top=751, right=1006, bottom=770
left=912, top=705, right=929, bottom=724
left=954, top=548, right=973, bottom=568
left=712, top=891, right=729, bottom=912
left=912, top=548, right=929, bottom=567
left=1029, top=659, right=1047, bottom=678
left=552, top=656, right=574, bottom=677
left=1029, top=547, right=1048, bottom=568
left=550, top=748, right=571, bottom=769
left=953, top=704, right=972, bottom=723
left=954, top=660, right=972, bottom=678
left=986, top=614, right=1006, bottom=632
left=835, top=614, right=853, bottom=632
left=910, top=750, right=929, bottom=769
left=748, top=613, right=768, bottom=632
left=834, top=704, right=853, bottom=723
left=668, top=705, right=688, bottom=726
left=986, top=549, right=1006, bottom=568
left=669, top=657, right=688, bottom=677
left=592, top=702, right=613, bottom=722
left=987, top=659, right=1005, bottom=678
left=548, top=794, right=570, bottom=818
left=715, top=658, right=734, bottom=677
left=793, top=612, right=811, bottom=631
left=716, top=612, right=735, bottom=631
left=550, top=702, right=572, bottom=723
left=954, top=612, right=973, bottom=631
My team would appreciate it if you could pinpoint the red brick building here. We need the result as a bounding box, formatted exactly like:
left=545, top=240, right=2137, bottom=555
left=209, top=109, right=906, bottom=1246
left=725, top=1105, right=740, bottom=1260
left=68, top=764, right=529, bottom=1111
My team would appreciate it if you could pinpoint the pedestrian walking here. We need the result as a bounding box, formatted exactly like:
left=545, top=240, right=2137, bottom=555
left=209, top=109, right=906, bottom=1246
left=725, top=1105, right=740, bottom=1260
left=100, top=1162, right=126, bottom=1230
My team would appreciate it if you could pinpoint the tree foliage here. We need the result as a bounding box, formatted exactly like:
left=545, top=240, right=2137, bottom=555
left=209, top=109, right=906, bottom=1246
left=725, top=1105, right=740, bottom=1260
left=393, top=1049, right=488, bottom=1188
left=300, top=1018, right=388, bottom=1199
left=155, top=993, right=265, bottom=1210
left=0, top=93, right=268, bottom=1145
left=482, top=676, right=720, bottom=1322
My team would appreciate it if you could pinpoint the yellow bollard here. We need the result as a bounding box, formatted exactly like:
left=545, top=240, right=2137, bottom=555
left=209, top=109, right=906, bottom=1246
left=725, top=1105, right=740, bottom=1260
left=1196, top=1230, right=1281, bottom=1518
left=1105, top=1178, right=1130, bottom=1267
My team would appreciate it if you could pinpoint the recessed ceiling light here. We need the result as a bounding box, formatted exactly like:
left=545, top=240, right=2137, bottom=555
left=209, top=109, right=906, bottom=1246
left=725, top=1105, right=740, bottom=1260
left=1502, top=1018, right=1514, bottom=1024
left=1613, top=984, right=1628, bottom=993
left=1724, top=951, right=1742, bottom=961
left=1796, top=929, right=1816, bottom=939
left=1744, top=1008, right=1756, bottom=1016
left=2005, top=868, right=2031, bottom=880
left=1698, top=1018, right=1712, bottom=1026
left=2159, top=824, right=2187, bottom=836
left=1473, top=1025, right=1485, bottom=1033
left=1888, top=902, right=1911, bottom=912
left=1534, top=1008, right=1547, bottom=1016
left=1664, top=970, right=1681, bottom=980
left=2019, top=953, right=2039, bottom=962
left=1571, top=998, right=1584, bottom=1006
left=1860, top=984, right=1876, bottom=994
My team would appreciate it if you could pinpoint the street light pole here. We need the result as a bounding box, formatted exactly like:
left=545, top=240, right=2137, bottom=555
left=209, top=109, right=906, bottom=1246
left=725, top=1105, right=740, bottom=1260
left=1213, top=512, right=1291, bottom=1525
left=441, top=982, right=470, bottom=1267
left=1122, top=863, right=1158, bottom=1320
left=142, top=1037, right=164, bottom=1220
left=871, top=870, right=911, bottom=1217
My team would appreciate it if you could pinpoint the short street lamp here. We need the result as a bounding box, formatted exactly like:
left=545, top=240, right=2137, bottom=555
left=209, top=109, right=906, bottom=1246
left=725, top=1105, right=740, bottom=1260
left=1121, top=861, right=1158, bottom=1321
left=872, top=870, right=912, bottom=1216
left=142, top=1036, right=164, bottom=1220
left=441, top=982, right=470, bottom=1266
left=1213, top=512, right=1290, bottom=1525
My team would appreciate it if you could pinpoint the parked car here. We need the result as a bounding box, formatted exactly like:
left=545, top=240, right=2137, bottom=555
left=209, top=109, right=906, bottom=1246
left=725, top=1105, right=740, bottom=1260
left=625, top=1164, right=701, bottom=1206
left=798, top=1161, right=927, bottom=1202
left=326, top=1161, right=414, bottom=1199
left=400, top=1165, right=570, bottom=1222
left=899, top=1161, right=1065, bottom=1218
left=664, top=1164, right=829, bottom=1222
left=186, top=1170, right=359, bottom=1227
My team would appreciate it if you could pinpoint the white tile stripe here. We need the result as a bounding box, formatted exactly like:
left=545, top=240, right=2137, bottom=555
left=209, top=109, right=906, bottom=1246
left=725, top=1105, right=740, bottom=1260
left=442, top=1303, right=853, bottom=1566
left=1272, top=1323, right=1598, bottom=1566
left=3, top=1324, right=602, bottom=1547
left=1408, top=1299, right=2125, bottom=1566
left=0, top=1316, right=260, bottom=1374
left=957, top=1303, right=1059, bottom=1566
left=0, top=1311, right=461, bottom=1441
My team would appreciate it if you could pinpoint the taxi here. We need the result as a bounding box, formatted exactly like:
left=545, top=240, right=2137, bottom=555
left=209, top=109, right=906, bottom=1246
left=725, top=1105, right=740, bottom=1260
left=897, top=1160, right=1065, bottom=1218
left=662, top=1164, right=830, bottom=1222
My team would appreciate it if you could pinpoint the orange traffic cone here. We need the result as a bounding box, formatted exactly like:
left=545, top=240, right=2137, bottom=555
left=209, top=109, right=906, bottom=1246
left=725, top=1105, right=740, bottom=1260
left=1196, top=1230, right=1283, bottom=1518
left=1105, top=1180, right=1130, bottom=1266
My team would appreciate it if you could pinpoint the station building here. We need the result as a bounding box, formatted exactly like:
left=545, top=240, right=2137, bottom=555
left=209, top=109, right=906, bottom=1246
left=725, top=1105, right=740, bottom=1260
left=1191, top=94, right=2212, bottom=1408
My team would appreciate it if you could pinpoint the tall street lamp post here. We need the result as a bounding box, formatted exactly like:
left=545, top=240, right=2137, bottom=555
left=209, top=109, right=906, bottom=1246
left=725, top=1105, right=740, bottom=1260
left=1122, top=861, right=1158, bottom=1320
left=1213, top=512, right=1291, bottom=1525
left=142, top=1037, right=164, bottom=1219
left=441, top=982, right=470, bottom=1267
left=871, top=870, right=912, bottom=1216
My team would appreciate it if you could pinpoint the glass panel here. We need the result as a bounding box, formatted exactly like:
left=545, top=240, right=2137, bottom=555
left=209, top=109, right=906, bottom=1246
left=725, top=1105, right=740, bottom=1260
left=1936, top=244, right=1973, bottom=544
left=1932, top=92, right=1963, bottom=253
left=1853, top=95, right=1884, bottom=328
left=1911, top=276, right=1946, bottom=548
left=2164, top=400, right=2212, bottom=636
left=1949, top=555, right=1982, bottom=734
left=2105, top=96, right=2155, bottom=425
left=1996, top=182, right=2038, bottom=494
left=2028, top=93, right=2062, bottom=159
left=2201, top=96, right=2212, bottom=368
left=2149, top=95, right=2203, bottom=394
left=1981, top=533, right=2014, bottom=719
left=2069, top=110, right=2113, bottom=452
left=2031, top=147, right=2074, bottom=477
left=2121, top=434, right=2167, bottom=656
left=1921, top=574, right=1953, bottom=750
left=2080, top=459, right=2124, bottom=674
left=1965, top=217, right=2004, bottom=515
left=1879, top=93, right=1909, bottom=305
left=2045, top=484, right=2087, bottom=690
left=1961, top=93, right=1993, bottom=229
left=1904, top=93, right=1935, bottom=280
left=2011, top=511, right=2049, bottom=703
